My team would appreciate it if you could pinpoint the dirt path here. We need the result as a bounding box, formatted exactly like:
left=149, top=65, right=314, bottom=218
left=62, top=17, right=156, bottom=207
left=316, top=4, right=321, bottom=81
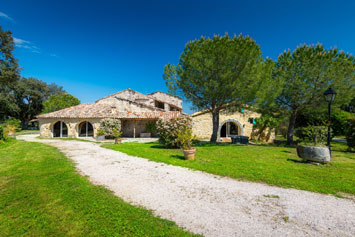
left=18, top=135, right=355, bottom=237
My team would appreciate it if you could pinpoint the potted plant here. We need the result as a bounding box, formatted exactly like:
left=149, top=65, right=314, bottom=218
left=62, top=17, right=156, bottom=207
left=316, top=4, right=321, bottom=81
left=177, top=127, right=196, bottom=160
left=96, top=128, right=105, bottom=141
left=112, top=128, right=123, bottom=144
left=296, top=125, right=331, bottom=163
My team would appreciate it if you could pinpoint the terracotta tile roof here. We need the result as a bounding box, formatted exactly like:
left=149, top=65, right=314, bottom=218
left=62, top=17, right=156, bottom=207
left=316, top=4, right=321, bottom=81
left=37, top=103, right=181, bottom=119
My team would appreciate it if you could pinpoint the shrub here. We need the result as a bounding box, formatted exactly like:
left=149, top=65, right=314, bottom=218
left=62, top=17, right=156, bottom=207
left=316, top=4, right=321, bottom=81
left=156, top=117, right=192, bottom=148
left=296, top=109, right=352, bottom=136
left=5, top=118, right=21, bottom=134
left=98, top=118, right=122, bottom=138
left=295, top=125, right=329, bottom=146
left=0, top=125, right=9, bottom=142
left=145, top=121, right=157, bottom=134
left=176, top=127, right=196, bottom=150
left=346, top=119, right=355, bottom=151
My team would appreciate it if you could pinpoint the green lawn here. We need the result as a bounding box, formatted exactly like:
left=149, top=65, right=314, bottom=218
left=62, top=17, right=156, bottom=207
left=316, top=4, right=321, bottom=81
left=103, top=141, right=355, bottom=196
left=0, top=139, right=195, bottom=236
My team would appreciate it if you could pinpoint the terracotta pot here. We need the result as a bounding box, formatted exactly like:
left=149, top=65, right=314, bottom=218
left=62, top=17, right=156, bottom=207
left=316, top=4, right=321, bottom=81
left=183, top=148, right=196, bottom=160
left=114, top=138, right=122, bottom=144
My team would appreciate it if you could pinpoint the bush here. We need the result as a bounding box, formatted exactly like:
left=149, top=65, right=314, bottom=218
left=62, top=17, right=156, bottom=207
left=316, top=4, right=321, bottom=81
left=346, top=119, right=355, bottom=151
left=176, top=127, right=196, bottom=150
left=295, top=125, right=329, bottom=146
left=296, top=109, right=352, bottom=136
left=145, top=121, right=157, bottom=135
left=0, top=125, right=9, bottom=142
left=156, top=117, right=192, bottom=148
left=5, top=118, right=21, bottom=135
left=97, top=118, right=122, bottom=138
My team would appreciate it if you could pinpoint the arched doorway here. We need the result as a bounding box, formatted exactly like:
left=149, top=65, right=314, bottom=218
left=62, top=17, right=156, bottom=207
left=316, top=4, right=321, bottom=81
left=78, top=121, right=93, bottom=137
left=218, top=119, right=243, bottom=139
left=53, top=121, right=68, bottom=138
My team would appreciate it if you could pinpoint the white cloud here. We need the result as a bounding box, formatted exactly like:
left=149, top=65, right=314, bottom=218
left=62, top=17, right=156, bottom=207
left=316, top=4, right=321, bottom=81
left=13, top=37, right=40, bottom=54
left=0, top=11, right=15, bottom=23
left=50, top=53, right=58, bottom=57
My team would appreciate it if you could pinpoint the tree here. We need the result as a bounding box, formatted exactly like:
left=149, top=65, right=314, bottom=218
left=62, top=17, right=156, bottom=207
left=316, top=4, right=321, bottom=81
left=273, top=44, right=355, bottom=145
left=14, top=77, right=50, bottom=128
left=42, top=93, right=80, bottom=114
left=0, top=26, right=20, bottom=121
left=163, top=34, right=272, bottom=143
left=47, top=82, right=66, bottom=98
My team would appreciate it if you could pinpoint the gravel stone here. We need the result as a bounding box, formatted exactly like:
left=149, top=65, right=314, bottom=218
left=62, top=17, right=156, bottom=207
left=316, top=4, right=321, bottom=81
left=18, top=134, right=355, bottom=237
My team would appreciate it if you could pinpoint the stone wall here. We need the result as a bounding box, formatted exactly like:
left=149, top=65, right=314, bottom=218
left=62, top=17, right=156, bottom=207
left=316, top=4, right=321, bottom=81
left=191, top=109, right=275, bottom=142
left=121, top=119, right=156, bottom=137
left=39, top=118, right=102, bottom=138
left=97, top=97, right=156, bottom=112
left=148, top=91, right=182, bottom=109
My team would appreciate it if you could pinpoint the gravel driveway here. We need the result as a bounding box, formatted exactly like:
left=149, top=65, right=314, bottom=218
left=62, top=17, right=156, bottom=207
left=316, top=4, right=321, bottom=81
left=18, top=135, right=355, bottom=236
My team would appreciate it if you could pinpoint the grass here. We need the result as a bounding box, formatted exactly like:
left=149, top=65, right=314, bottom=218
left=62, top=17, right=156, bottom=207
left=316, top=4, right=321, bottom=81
left=0, top=139, right=195, bottom=236
left=103, top=141, right=355, bottom=195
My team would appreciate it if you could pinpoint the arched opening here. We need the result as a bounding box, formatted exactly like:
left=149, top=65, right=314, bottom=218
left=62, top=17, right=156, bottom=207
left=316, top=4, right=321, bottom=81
left=78, top=121, right=93, bottom=137
left=53, top=121, right=68, bottom=138
left=218, top=119, right=243, bottom=139
left=220, top=121, right=239, bottom=137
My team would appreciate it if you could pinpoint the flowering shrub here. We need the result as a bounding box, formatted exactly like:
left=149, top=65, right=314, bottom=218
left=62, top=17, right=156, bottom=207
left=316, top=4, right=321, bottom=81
left=346, top=119, right=355, bottom=151
left=156, top=117, right=192, bottom=148
left=98, top=118, right=122, bottom=138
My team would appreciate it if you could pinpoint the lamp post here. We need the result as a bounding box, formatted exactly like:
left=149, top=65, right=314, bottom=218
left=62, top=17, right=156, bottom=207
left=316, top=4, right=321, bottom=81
left=323, top=87, right=337, bottom=153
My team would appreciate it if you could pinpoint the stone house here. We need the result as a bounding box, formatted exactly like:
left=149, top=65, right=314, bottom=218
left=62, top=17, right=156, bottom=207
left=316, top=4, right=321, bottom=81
left=37, top=89, right=183, bottom=138
left=191, top=108, right=275, bottom=142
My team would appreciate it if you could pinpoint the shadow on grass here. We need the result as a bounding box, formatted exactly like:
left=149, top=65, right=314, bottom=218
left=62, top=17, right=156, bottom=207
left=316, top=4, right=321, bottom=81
left=170, top=155, right=185, bottom=160
left=287, top=158, right=309, bottom=164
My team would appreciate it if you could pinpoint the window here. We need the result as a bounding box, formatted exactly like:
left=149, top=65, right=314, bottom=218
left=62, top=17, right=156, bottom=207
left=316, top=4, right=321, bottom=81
left=53, top=121, right=68, bottom=138
left=155, top=100, right=165, bottom=109
left=78, top=121, right=94, bottom=137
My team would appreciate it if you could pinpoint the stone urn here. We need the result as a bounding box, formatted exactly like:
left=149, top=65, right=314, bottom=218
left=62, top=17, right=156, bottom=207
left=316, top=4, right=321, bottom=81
left=183, top=148, right=196, bottom=160
left=296, top=145, right=331, bottom=164
left=96, top=135, right=105, bottom=141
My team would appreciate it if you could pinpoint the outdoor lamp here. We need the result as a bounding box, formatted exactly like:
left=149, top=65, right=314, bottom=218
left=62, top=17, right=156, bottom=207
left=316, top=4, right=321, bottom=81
left=323, top=87, right=336, bottom=153
left=324, top=87, right=337, bottom=103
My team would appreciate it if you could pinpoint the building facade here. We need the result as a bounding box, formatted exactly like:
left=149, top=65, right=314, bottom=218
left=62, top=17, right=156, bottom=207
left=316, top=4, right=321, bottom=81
left=191, top=108, right=275, bottom=142
left=37, top=89, right=182, bottom=138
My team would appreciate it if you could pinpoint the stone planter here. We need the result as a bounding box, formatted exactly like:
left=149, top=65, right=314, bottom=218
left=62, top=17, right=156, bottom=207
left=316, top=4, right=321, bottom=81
left=140, top=133, right=151, bottom=138
left=296, top=145, right=331, bottom=164
left=96, top=135, right=105, bottom=141
left=183, top=148, right=196, bottom=160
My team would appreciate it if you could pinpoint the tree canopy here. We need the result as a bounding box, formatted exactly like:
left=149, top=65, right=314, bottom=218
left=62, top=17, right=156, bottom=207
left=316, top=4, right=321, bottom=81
left=163, top=34, right=273, bottom=142
left=0, top=26, right=20, bottom=121
left=42, top=93, right=80, bottom=114
left=273, top=44, right=355, bottom=144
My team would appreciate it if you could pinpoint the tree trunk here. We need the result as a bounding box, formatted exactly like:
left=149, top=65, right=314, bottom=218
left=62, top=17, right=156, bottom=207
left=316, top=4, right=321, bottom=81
left=210, top=111, right=220, bottom=143
left=286, top=110, right=297, bottom=145
left=21, top=120, right=28, bottom=130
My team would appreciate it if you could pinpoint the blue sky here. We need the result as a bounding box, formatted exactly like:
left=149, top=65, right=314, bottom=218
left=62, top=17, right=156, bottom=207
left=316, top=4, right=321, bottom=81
left=1, top=0, right=355, bottom=114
